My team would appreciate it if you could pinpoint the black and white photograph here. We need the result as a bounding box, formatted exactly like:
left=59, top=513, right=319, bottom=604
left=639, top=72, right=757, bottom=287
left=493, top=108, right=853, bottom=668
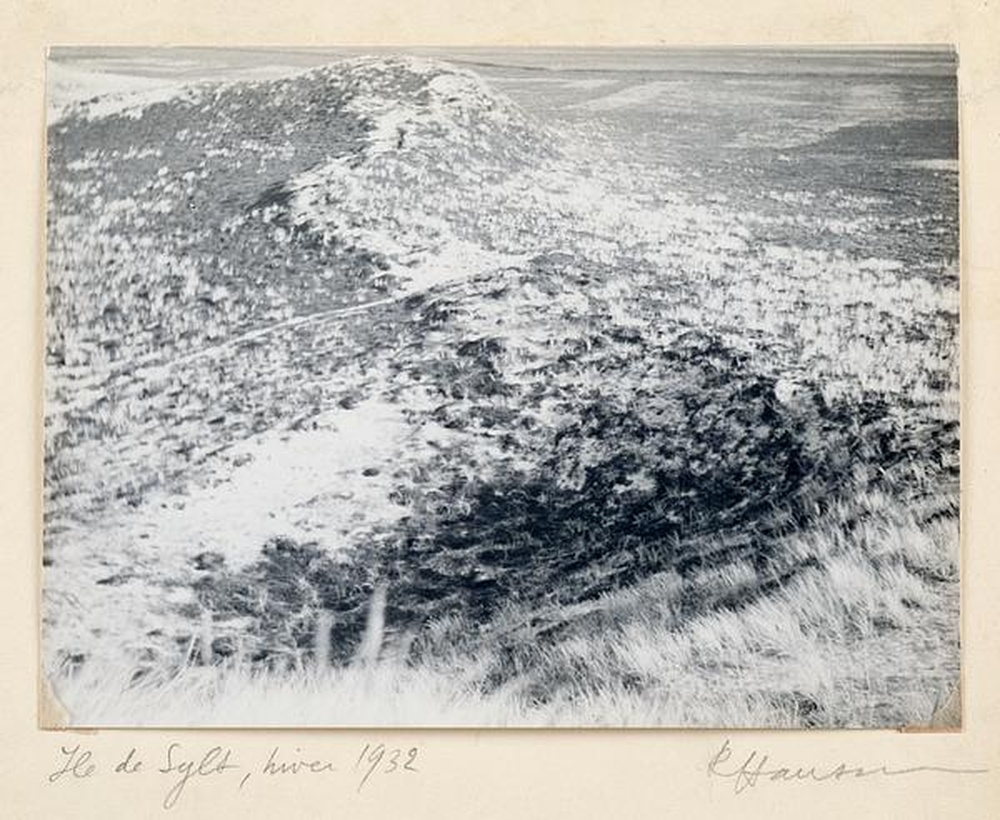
left=42, top=45, right=960, bottom=728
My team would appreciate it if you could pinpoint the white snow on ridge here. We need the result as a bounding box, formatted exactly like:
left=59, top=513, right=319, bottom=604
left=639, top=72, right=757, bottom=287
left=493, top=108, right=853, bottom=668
left=564, top=78, right=617, bottom=90
left=906, top=158, right=958, bottom=173
left=47, top=58, right=318, bottom=123
left=47, top=62, right=187, bottom=122
left=331, top=55, right=547, bottom=158
left=278, top=56, right=565, bottom=289
left=569, top=81, right=679, bottom=111
left=396, top=239, right=531, bottom=293
left=79, top=85, right=203, bottom=122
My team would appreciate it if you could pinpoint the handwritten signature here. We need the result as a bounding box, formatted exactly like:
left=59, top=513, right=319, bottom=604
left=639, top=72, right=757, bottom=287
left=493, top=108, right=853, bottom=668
left=707, top=738, right=988, bottom=795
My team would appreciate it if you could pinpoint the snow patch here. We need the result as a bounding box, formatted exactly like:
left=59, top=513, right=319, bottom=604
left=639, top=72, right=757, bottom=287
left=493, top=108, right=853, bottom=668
left=905, top=159, right=959, bottom=173
left=76, top=399, right=458, bottom=570
left=47, top=62, right=186, bottom=122
left=569, top=81, right=679, bottom=111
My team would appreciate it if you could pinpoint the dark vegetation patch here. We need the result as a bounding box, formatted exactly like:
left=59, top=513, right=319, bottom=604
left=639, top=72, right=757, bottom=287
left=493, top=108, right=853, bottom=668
left=184, top=310, right=955, bottom=674
left=188, top=538, right=375, bottom=667
left=806, top=118, right=958, bottom=161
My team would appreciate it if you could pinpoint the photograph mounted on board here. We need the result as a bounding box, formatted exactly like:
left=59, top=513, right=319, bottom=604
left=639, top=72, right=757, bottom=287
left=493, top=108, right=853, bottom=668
left=42, top=46, right=960, bottom=727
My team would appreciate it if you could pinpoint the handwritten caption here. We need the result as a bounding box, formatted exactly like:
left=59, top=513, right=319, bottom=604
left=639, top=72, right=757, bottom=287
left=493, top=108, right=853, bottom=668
left=47, top=740, right=420, bottom=809
left=707, top=738, right=988, bottom=795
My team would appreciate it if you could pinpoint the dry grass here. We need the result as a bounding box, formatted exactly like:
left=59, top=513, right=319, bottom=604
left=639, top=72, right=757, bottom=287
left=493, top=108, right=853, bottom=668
left=48, top=489, right=958, bottom=728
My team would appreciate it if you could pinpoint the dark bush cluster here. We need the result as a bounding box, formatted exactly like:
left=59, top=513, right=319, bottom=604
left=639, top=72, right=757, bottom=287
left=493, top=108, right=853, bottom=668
left=189, top=537, right=378, bottom=666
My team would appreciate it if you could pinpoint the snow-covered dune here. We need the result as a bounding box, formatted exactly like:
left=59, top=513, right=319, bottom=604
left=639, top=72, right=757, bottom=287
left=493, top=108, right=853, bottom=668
left=275, top=56, right=564, bottom=291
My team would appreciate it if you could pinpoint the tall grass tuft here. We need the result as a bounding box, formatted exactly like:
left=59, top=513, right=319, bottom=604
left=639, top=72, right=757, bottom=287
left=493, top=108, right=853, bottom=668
left=354, top=582, right=387, bottom=668
left=313, top=611, right=333, bottom=670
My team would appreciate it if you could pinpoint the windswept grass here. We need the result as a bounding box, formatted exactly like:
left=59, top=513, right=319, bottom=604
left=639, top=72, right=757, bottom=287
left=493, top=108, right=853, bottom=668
left=49, top=488, right=958, bottom=727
